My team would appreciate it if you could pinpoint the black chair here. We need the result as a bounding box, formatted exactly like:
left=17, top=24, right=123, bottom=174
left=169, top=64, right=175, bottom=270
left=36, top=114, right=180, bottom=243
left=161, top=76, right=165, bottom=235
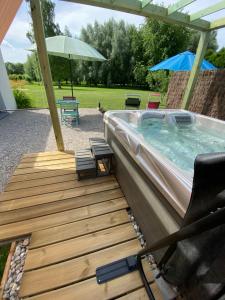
left=125, top=94, right=141, bottom=109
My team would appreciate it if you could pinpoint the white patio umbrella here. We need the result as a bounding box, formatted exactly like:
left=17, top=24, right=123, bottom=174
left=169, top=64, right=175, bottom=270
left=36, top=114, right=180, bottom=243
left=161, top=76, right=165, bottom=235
left=30, top=35, right=106, bottom=96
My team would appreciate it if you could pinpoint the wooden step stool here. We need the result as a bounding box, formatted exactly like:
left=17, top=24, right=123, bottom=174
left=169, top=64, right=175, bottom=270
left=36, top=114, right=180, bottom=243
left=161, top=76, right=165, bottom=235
left=75, top=149, right=96, bottom=180
left=91, top=143, right=114, bottom=176
left=89, top=137, right=106, bottom=147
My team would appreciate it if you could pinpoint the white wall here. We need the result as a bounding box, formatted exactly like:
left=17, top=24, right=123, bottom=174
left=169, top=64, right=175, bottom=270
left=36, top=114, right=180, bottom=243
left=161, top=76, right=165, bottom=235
left=0, top=48, right=17, bottom=110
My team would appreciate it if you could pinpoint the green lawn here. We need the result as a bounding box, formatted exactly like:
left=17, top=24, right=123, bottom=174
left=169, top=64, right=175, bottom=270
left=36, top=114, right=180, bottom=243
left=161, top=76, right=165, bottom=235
left=21, top=84, right=165, bottom=110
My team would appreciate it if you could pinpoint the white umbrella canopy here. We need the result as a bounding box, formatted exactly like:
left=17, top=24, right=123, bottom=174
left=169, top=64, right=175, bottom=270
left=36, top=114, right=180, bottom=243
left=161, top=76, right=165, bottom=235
left=30, top=35, right=106, bottom=95
left=44, top=35, right=106, bottom=61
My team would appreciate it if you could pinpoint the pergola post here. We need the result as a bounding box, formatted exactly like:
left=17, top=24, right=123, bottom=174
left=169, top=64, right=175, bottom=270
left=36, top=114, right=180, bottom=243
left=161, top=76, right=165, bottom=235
left=181, top=31, right=210, bottom=110
left=30, top=0, right=64, bottom=151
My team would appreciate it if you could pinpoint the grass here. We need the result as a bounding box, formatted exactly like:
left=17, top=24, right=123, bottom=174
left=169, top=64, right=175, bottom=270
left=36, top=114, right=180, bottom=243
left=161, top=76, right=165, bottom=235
left=13, top=82, right=165, bottom=110
left=0, top=245, right=10, bottom=280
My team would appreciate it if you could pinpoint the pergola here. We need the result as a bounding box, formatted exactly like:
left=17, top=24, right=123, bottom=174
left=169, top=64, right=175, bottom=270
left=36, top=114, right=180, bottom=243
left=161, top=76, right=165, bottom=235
left=1, top=0, right=225, bottom=151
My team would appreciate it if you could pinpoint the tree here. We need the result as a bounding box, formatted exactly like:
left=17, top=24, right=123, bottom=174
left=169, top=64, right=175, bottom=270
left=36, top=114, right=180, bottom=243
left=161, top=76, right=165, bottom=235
left=26, top=0, right=70, bottom=84
left=26, top=0, right=61, bottom=43
left=64, top=26, right=72, bottom=38
left=133, top=62, right=147, bottom=85
left=24, top=54, right=40, bottom=81
left=80, top=19, right=138, bottom=86
left=187, top=30, right=218, bottom=53
left=5, top=62, right=24, bottom=75
left=206, top=47, right=225, bottom=68
left=142, top=19, right=190, bottom=67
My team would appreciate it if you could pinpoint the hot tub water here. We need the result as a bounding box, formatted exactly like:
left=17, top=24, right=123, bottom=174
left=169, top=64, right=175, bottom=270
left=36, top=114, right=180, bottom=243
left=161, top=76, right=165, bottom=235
left=133, top=118, right=225, bottom=173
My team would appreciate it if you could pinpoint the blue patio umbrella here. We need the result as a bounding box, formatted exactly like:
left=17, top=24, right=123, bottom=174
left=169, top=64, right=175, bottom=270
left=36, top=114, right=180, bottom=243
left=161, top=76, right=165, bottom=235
left=149, top=51, right=216, bottom=71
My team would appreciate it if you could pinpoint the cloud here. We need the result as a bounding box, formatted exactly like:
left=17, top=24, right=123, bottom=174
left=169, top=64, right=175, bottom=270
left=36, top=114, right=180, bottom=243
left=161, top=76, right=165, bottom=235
left=1, top=40, right=29, bottom=63
left=54, top=2, right=144, bottom=36
left=1, top=0, right=225, bottom=63
left=2, top=40, right=14, bottom=49
left=1, top=1, right=31, bottom=62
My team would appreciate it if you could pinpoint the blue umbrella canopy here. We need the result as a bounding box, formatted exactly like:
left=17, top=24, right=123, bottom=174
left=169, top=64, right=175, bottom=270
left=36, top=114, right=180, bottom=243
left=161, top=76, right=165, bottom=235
left=149, top=51, right=217, bottom=71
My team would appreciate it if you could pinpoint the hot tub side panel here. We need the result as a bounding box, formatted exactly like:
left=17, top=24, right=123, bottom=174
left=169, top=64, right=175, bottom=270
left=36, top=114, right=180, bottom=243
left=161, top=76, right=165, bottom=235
left=105, top=125, right=182, bottom=260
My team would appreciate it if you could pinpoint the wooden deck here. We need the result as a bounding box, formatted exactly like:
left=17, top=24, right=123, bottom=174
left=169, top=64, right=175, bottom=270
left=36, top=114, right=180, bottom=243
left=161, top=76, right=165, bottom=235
left=0, top=151, right=162, bottom=299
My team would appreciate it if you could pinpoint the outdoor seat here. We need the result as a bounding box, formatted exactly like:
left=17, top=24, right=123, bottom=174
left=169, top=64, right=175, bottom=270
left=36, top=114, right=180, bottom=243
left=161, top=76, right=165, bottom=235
left=147, top=101, right=160, bottom=109
left=63, top=96, right=76, bottom=100
left=125, top=94, right=141, bottom=109
left=147, top=93, right=160, bottom=109
left=60, top=101, right=79, bottom=125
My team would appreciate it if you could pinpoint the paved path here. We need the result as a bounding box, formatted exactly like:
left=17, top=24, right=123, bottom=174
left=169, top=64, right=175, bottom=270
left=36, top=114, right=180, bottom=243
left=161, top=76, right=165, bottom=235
left=0, top=109, right=104, bottom=192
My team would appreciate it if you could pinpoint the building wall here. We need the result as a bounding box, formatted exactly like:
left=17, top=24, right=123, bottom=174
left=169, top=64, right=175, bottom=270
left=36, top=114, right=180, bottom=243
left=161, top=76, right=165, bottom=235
left=167, top=70, right=225, bottom=120
left=0, top=48, right=17, bottom=110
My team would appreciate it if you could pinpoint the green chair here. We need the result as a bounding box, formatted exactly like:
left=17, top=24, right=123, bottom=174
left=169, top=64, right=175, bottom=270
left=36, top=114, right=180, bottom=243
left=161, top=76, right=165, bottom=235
left=60, top=101, right=79, bottom=126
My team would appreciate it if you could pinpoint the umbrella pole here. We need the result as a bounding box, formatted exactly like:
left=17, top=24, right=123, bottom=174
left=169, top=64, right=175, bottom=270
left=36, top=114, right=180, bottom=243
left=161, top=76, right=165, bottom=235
left=68, top=55, right=73, bottom=97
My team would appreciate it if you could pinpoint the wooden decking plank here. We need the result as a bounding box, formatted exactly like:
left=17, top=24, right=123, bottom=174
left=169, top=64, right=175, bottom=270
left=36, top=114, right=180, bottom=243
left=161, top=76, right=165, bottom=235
left=5, top=173, right=77, bottom=191
left=9, top=168, right=75, bottom=183
left=20, top=240, right=141, bottom=297
left=0, top=198, right=128, bottom=242
left=21, top=153, right=74, bottom=163
left=116, top=288, right=149, bottom=299
left=30, top=209, right=129, bottom=249
left=116, top=284, right=162, bottom=300
left=1, top=176, right=115, bottom=201
left=17, top=158, right=75, bottom=169
left=22, top=151, right=74, bottom=158
left=27, top=262, right=154, bottom=300
left=0, top=189, right=123, bottom=226
left=0, top=180, right=119, bottom=212
left=24, top=223, right=136, bottom=270
left=13, top=162, right=75, bottom=175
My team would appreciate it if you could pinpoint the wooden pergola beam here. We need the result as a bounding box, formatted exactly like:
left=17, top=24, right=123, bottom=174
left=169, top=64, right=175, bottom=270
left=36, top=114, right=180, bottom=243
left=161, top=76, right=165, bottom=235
left=190, top=1, right=225, bottom=22
left=141, top=0, right=152, bottom=8
left=181, top=31, right=210, bottom=110
left=30, top=0, right=64, bottom=151
left=65, top=0, right=210, bottom=31
left=168, top=0, right=196, bottom=15
left=210, top=16, right=225, bottom=30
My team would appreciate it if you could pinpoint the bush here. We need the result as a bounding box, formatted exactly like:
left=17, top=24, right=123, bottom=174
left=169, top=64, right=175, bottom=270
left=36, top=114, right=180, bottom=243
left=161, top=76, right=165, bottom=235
left=9, top=74, right=32, bottom=82
left=146, top=70, right=170, bottom=94
left=24, top=74, right=32, bottom=83
left=13, top=89, right=31, bottom=108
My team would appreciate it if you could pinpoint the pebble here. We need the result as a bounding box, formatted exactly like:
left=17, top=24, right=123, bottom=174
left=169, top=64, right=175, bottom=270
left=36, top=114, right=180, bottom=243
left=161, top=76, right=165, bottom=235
left=129, top=211, right=147, bottom=250
left=3, top=237, right=30, bottom=300
left=23, top=238, right=30, bottom=246
left=16, top=273, right=23, bottom=283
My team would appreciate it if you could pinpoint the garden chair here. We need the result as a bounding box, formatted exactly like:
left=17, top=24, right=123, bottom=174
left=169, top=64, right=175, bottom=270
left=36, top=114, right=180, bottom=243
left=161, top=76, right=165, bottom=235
left=125, top=94, right=141, bottom=110
left=63, top=96, right=76, bottom=100
left=146, top=93, right=160, bottom=109
left=60, top=101, right=79, bottom=126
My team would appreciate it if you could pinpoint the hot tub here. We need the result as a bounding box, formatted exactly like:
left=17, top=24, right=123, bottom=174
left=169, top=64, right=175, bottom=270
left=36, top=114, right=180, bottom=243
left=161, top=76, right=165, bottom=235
left=104, top=110, right=225, bottom=249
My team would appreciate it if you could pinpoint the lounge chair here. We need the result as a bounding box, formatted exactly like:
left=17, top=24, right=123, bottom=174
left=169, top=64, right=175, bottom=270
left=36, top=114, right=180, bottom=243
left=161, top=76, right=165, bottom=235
left=125, top=94, right=141, bottom=109
left=146, top=93, right=160, bottom=109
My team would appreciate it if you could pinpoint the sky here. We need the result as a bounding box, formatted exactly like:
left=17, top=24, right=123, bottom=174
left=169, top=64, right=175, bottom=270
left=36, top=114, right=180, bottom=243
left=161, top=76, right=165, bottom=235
left=1, top=0, right=225, bottom=63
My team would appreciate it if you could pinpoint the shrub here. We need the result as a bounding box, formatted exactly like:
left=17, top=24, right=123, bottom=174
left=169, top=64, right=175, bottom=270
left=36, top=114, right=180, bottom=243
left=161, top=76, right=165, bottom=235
left=13, top=89, right=31, bottom=108
left=24, top=74, right=32, bottom=83
left=146, top=70, right=170, bottom=94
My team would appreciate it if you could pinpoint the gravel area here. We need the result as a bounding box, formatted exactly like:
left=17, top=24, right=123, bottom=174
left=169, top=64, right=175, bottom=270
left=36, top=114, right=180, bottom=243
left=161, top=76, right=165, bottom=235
left=0, top=109, right=104, bottom=192
left=3, top=238, right=30, bottom=300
